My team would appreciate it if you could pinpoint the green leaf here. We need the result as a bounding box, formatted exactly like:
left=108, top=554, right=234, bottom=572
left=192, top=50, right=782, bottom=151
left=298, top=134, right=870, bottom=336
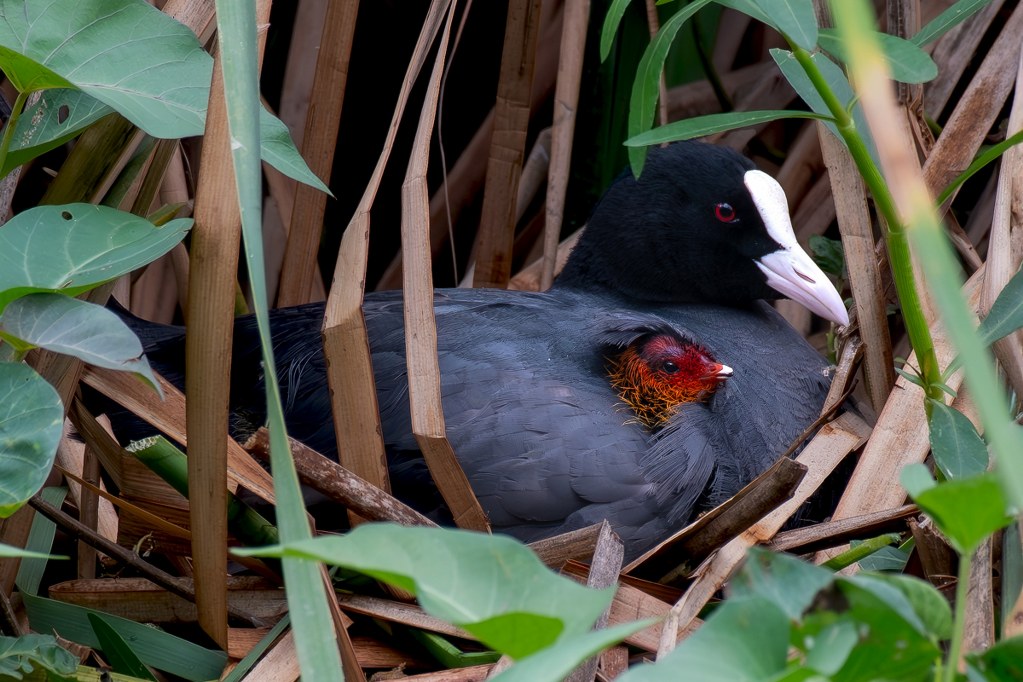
left=239, top=524, right=615, bottom=660
left=0, top=543, right=64, bottom=560
left=0, top=0, right=210, bottom=137
left=22, top=592, right=226, bottom=681
left=616, top=596, right=790, bottom=681
left=928, top=399, right=990, bottom=480
left=895, top=366, right=927, bottom=388
left=492, top=621, right=654, bottom=682
left=627, top=0, right=715, bottom=173
left=978, top=264, right=1023, bottom=347
left=966, top=635, right=1023, bottom=681
left=832, top=575, right=942, bottom=678
left=771, top=48, right=879, bottom=167
left=913, top=0, right=996, bottom=47
left=818, top=27, right=937, bottom=83
left=801, top=620, right=858, bottom=676
left=0, top=634, right=78, bottom=680
left=1, top=90, right=115, bottom=178
left=717, top=0, right=818, bottom=50
left=625, top=110, right=831, bottom=147
left=938, top=129, right=1023, bottom=206
left=4, top=87, right=327, bottom=192
left=873, top=573, right=953, bottom=640
left=857, top=544, right=910, bottom=572
left=818, top=28, right=937, bottom=83
left=899, top=462, right=936, bottom=498
left=0, top=204, right=191, bottom=312
left=728, top=547, right=835, bottom=620
left=809, top=234, right=845, bottom=277
left=912, top=473, right=1014, bottom=554
left=215, top=0, right=343, bottom=679
left=600, top=0, right=636, bottom=62
left=0, top=363, right=63, bottom=517
left=88, top=613, right=158, bottom=681
left=258, top=106, right=331, bottom=194
left=221, top=615, right=291, bottom=682
left=0, top=294, right=159, bottom=391
left=15, top=487, right=67, bottom=596
left=0, top=2, right=324, bottom=191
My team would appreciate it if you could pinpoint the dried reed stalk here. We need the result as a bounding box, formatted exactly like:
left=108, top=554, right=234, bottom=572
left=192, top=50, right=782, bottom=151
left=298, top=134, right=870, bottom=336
left=276, top=0, right=359, bottom=307
left=472, top=0, right=543, bottom=288
left=542, top=0, right=589, bottom=290
left=980, top=50, right=1023, bottom=398
left=375, top=5, right=563, bottom=292
left=323, top=0, right=452, bottom=508
left=401, top=3, right=489, bottom=531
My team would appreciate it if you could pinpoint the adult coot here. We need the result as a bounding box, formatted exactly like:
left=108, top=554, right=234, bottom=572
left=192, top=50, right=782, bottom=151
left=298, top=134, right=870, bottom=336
left=109, top=141, right=847, bottom=559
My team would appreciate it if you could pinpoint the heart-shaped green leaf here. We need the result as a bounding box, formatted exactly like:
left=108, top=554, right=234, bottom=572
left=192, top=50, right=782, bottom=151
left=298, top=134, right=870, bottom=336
left=0, top=634, right=78, bottom=680
left=912, top=473, right=1013, bottom=554
left=492, top=621, right=654, bottom=682
left=0, top=0, right=210, bottom=138
left=978, top=265, right=1023, bottom=347
left=0, top=1, right=328, bottom=192
left=0, top=204, right=191, bottom=311
left=0, top=294, right=159, bottom=391
left=728, top=547, right=835, bottom=621
left=966, top=635, right=1023, bottom=680
left=814, top=575, right=941, bottom=679
left=2, top=90, right=115, bottom=178
left=616, top=596, right=791, bottom=681
left=238, top=523, right=615, bottom=660
left=0, top=363, right=63, bottom=517
left=4, top=89, right=329, bottom=193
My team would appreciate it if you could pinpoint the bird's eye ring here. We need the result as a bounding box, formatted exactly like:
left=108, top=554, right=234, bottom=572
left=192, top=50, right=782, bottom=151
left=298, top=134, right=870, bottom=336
left=714, top=203, right=738, bottom=223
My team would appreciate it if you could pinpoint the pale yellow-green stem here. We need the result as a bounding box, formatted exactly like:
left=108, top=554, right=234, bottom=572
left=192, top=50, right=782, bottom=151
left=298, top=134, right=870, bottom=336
left=831, top=1, right=1023, bottom=678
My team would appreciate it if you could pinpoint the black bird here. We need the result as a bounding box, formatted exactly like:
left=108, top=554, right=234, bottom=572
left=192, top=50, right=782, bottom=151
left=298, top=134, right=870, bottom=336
left=109, top=141, right=847, bottom=559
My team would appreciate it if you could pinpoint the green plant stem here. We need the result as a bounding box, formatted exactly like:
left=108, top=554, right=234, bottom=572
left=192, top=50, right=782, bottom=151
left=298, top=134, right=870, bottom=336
left=944, top=551, right=972, bottom=682
left=0, top=90, right=29, bottom=177
left=822, top=532, right=902, bottom=571
left=791, top=45, right=943, bottom=412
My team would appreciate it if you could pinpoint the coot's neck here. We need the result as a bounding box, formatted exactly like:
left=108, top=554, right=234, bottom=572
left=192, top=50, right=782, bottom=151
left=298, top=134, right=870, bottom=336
left=551, top=226, right=701, bottom=304
left=552, top=258, right=689, bottom=304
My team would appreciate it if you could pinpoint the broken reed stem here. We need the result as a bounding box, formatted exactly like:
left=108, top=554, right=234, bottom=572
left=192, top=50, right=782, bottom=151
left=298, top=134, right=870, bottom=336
left=245, top=428, right=437, bottom=528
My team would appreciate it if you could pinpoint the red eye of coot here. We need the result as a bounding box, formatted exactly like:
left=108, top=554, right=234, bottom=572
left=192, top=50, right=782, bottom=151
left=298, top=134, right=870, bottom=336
left=714, top=203, right=737, bottom=223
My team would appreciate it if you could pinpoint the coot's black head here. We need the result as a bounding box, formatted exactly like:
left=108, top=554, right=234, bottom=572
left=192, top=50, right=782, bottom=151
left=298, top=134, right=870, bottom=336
left=555, top=141, right=848, bottom=325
